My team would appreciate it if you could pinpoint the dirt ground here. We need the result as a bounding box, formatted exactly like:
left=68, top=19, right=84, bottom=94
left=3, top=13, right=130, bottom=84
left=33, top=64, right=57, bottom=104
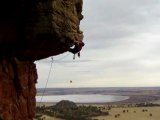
left=35, top=97, right=160, bottom=120
left=91, top=106, right=160, bottom=120
left=35, top=104, right=160, bottom=120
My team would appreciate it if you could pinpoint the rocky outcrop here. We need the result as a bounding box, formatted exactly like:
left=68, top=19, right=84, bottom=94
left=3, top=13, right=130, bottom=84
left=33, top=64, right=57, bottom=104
left=0, top=0, right=83, bottom=61
left=0, top=58, right=37, bottom=120
left=54, top=100, right=77, bottom=110
left=0, top=0, right=83, bottom=119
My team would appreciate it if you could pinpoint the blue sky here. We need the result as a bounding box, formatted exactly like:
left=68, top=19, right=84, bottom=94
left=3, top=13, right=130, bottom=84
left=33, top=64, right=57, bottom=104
left=35, top=0, right=160, bottom=88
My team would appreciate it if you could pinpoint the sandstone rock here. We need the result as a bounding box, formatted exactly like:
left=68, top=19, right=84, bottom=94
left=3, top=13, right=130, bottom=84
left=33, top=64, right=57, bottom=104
left=0, top=0, right=84, bottom=119
left=0, top=58, right=37, bottom=120
left=0, top=0, right=84, bottom=61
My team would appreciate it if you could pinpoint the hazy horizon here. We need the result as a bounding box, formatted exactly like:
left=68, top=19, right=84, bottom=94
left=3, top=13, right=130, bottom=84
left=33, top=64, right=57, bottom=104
left=37, top=86, right=160, bottom=88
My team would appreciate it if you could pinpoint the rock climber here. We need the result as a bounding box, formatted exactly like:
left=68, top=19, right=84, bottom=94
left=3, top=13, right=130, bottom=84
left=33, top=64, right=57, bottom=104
left=68, top=42, right=84, bottom=59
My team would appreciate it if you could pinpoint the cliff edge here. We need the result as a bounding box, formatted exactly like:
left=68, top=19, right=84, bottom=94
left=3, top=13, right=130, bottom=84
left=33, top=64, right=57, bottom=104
left=0, top=0, right=83, bottom=119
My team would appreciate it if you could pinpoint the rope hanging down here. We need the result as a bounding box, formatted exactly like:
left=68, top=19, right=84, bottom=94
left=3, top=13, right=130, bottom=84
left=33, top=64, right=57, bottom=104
left=39, top=57, right=54, bottom=105
left=39, top=53, right=70, bottom=105
left=39, top=51, right=83, bottom=105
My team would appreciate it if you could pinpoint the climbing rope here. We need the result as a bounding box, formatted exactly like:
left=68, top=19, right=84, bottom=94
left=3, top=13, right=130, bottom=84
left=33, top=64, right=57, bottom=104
left=39, top=53, right=70, bottom=105
left=39, top=57, right=54, bottom=105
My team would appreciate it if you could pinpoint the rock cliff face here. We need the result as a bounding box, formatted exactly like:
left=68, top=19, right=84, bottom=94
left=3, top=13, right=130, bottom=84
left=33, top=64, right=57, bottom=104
left=0, top=0, right=83, bottom=119
left=0, top=58, right=37, bottom=120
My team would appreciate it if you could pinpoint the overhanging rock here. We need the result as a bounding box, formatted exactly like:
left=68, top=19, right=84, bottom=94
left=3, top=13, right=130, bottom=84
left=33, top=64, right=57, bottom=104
left=0, top=0, right=84, bottom=119
left=0, top=0, right=83, bottom=61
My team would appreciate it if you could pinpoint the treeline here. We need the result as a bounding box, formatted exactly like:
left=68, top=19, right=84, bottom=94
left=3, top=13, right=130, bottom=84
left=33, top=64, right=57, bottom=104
left=35, top=105, right=109, bottom=120
left=136, top=102, right=160, bottom=107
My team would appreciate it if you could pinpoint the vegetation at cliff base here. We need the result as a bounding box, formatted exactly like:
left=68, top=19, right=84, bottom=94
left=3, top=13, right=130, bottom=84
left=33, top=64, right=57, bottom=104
left=35, top=100, right=109, bottom=120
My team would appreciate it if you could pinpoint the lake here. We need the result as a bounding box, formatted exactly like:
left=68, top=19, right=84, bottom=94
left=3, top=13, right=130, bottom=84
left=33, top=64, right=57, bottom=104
left=36, top=94, right=129, bottom=103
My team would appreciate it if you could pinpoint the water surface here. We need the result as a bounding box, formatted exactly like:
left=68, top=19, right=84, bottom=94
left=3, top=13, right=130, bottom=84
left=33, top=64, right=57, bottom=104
left=36, top=94, right=129, bottom=103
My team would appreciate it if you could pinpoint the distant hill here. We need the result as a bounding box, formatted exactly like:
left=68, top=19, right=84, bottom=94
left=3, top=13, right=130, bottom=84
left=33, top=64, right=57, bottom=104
left=54, top=100, right=77, bottom=110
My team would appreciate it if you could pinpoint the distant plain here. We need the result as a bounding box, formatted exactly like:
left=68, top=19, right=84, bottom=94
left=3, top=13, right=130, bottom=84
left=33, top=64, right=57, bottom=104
left=36, top=87, right=160, bottom=120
